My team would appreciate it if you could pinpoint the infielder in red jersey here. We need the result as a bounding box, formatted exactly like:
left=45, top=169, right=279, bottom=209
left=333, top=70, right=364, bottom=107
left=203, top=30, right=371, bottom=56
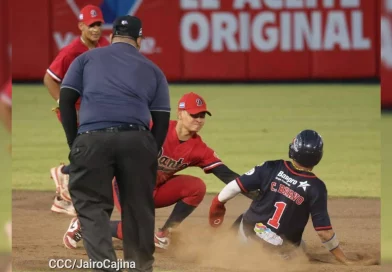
left=63, top=92, right=258, bottom=250
left=44, top=5, right=109, bottom=217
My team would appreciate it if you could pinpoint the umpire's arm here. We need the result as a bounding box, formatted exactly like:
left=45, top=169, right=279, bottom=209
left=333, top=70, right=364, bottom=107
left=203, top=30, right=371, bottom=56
left=59, top=57, right=83, bottom=149
left=149, top=72, right=171, bottom=151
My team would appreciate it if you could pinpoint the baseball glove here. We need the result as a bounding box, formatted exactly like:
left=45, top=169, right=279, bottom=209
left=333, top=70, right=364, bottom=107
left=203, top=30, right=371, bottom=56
left=209, top=195, right=226, bottom=228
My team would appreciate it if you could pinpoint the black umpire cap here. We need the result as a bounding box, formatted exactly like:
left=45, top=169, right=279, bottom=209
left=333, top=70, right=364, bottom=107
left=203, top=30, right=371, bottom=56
left=112, top=15, right=143, bottom=40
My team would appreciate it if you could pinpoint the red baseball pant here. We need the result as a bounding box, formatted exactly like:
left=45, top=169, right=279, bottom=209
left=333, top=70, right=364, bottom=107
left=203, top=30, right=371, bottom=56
left=112, top=175, right=206, bottom=239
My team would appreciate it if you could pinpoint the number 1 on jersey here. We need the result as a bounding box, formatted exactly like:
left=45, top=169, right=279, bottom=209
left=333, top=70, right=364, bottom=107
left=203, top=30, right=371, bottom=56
left=267, top=202, right=287, bottom=229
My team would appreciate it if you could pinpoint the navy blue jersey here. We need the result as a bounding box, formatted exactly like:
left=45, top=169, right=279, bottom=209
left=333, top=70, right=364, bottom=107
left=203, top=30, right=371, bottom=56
left=238, top=160, right=332, bottom=245
left=61, top=42, right=170, bottom=133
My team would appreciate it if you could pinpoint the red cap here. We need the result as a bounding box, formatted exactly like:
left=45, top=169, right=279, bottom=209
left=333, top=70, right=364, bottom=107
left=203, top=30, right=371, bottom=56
left=178, top=92, right=211, bottom=116
left=79, top=5, right=104, bottom=26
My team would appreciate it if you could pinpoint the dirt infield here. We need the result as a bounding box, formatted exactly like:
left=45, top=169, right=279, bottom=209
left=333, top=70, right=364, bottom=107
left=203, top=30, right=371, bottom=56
left=13, top=190, right=380, bottom=272
left=0, top=254, right=11, bottom=272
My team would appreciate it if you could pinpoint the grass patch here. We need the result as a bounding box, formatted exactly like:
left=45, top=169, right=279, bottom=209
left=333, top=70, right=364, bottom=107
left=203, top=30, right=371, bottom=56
left=0, top=119, right=11, bottom=252
left=13, top=84, right=380, bottom=199
left=382, top=114, right=392, bottom=260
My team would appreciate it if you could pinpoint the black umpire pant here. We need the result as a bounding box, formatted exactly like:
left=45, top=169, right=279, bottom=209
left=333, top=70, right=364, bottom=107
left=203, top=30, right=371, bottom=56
left=69, top=125, right=158, bottom=272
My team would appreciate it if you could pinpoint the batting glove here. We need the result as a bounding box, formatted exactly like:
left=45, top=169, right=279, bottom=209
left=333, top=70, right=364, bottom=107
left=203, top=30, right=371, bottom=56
left=209, top=195, right=226, bottom=228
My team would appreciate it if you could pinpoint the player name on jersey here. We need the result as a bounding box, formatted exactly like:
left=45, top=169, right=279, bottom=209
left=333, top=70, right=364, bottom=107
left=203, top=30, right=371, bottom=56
left=271, top=182, right=305, bottom=205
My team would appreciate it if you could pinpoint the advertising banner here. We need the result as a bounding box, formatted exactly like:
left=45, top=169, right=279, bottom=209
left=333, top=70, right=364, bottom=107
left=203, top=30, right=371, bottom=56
left=50, top=0, right=182, bottom=80
left=382, top=0, right=392, bottom=109
left=11, top=0, right=380, bottom=82
left=0, top=0, right=10, bottom=85
left=11, top=0, right=51, bottom=80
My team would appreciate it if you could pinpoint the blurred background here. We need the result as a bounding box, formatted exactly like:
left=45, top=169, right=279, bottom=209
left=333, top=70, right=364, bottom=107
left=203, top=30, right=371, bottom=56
left=3, top=0, right=388, bottom=270
left=10, top=0, right=382, bottom=83
left=381, top=0, right=392, bottom=270
left=0, top=0, right=11, bottom=262
left=0, top=1, right=11, bottom=271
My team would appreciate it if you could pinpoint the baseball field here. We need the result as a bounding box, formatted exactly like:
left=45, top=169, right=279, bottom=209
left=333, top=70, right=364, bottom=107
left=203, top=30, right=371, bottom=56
left=12, top=83, right=382, bottom=271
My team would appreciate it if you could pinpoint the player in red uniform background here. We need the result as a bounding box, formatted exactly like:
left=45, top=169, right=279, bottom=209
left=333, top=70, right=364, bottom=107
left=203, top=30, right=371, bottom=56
left=43, top=5, right=110, bottom=216
left=63, top=92, right=258, bottom=250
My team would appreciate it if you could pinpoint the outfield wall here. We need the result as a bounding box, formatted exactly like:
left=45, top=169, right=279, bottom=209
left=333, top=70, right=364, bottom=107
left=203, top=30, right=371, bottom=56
left=3, top=0, right=390, bottom=106
left=382, top=0, right=392, bottom=109
left=0, top=0, right=10, bottom=87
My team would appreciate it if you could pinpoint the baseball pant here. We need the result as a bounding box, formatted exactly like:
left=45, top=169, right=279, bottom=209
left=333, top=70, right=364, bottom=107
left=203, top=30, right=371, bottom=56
left=112, top=175, right=206, bottom=239
left=69, top=128, right=157, bottom=272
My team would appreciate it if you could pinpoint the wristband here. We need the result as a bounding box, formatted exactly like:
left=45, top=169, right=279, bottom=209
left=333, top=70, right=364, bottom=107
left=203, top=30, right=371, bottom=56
left=323, top=233, right=340, bottom=251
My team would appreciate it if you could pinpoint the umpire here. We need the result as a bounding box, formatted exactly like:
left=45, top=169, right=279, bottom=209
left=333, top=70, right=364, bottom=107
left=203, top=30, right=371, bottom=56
left=59, top=15, right=170, bottom=272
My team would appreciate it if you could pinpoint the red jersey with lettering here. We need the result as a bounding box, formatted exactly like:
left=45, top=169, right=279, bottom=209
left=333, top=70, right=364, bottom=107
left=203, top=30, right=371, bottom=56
left=46, top=37, right=109, bottom=109
left=156, top=120, right=223, bottom=186
left=0, top=79, right=11, bottom=106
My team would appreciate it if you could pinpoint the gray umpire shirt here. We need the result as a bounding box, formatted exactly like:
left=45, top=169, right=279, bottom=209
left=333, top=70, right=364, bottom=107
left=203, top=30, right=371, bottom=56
left=61, top=42, right=170, bottom=134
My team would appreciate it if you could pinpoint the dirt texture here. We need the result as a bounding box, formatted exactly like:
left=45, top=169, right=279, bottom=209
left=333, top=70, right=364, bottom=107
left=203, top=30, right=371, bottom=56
left=0, top=254, right=11, bottom=272
left=13, top=191, right=381, bottom=271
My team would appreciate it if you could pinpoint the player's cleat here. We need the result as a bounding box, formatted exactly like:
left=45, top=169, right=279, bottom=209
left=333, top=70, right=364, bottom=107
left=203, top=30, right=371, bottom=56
left=63, top=217, right=82, bottom=249
left=51, top=196, right=76, bottom=216
left=50, top=164, right=71, bottom=202
left=60, top=173, right=71, bottom=202
left=50, top=164, right=64, bottom=195
left=154, top=228, right=171, bottom=250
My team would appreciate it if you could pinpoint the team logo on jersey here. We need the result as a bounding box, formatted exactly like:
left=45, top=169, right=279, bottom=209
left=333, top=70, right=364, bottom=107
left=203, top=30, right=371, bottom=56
left=157, top=147, right=189, bottom=173
left=196, top=98, right=203, bottom=106
left=297, top=181, right=311, bottom=192
left=157, top=147, right=163, bottom=158
left=68, top=0, right=143, bottom=30
left=276, top=171, right=298, bottom=186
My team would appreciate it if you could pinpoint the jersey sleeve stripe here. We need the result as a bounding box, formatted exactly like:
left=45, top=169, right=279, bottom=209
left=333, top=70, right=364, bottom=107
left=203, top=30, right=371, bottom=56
left=202, top=161, right=223, bottom=172
left=315, top=226, right=332, bottom=231
left=46, top=69, right=62, bottom=82
left=235, top=178, right=248, bottom=193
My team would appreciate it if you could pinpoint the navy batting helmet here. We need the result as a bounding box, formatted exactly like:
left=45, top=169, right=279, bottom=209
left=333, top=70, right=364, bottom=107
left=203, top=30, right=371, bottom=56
left=289, top=130, right=323, bottom=168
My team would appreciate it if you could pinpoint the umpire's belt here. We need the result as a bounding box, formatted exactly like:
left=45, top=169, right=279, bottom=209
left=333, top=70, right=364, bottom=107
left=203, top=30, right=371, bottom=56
left=79, top=124, right=148, bottom=134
